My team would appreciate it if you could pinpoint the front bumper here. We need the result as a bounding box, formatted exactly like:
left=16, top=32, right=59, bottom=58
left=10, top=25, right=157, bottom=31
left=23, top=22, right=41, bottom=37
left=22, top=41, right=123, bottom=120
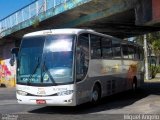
left=17, top=94, right=76, bottom=106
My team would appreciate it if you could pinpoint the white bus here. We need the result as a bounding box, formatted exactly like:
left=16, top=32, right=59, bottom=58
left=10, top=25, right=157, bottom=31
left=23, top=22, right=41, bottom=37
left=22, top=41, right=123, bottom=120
left=11, top=29, right=144, bottom=106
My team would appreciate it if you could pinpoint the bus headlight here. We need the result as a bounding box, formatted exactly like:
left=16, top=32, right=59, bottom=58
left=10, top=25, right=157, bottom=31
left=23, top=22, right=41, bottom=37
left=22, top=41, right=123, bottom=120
left=17, top=90, right=28, bottom=96
left=57, top=90, right=73, bottom=96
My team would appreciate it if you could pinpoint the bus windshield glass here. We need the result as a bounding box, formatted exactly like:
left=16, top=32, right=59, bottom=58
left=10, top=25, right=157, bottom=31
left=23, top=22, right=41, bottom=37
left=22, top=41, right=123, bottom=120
left=17, top=34, right=75, bottom=86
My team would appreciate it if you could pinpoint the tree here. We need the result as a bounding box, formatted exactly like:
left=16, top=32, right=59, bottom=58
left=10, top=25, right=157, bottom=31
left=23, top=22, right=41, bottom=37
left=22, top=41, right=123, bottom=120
left=135, top=32, right=160, bottom=65
left=152, top=40, right=160, bottom=65
left=134, top=32, right=160, bottom=78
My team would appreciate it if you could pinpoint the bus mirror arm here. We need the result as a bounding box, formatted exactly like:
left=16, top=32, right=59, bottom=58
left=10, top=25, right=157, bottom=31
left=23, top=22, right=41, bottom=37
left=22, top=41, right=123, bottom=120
left=10, top=47, right=19, bottom=66
left=10, top=55, right=15, bottom=66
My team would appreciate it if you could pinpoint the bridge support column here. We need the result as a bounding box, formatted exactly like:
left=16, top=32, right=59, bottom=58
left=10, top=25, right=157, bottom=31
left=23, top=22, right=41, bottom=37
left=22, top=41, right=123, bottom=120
left=0, top=42, right=16, bottom=87
left=136, top=0, right=160, bottom=25
left=144, top=34, right=149, bottom=80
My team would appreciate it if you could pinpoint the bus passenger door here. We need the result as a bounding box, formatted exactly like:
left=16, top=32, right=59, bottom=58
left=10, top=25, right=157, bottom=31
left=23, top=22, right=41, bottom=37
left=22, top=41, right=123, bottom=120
left=75, top=33, right=90, bottom=105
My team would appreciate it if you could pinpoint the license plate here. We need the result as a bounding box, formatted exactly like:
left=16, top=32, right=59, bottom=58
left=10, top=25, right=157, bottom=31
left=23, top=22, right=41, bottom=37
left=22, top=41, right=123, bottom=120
left=36, top=100, right=46, bottom=104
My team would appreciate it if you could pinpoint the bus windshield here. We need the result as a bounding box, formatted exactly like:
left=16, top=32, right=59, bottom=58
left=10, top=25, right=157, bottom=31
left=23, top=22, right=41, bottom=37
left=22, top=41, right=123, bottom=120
left=17, top=34, right=75, bottom=86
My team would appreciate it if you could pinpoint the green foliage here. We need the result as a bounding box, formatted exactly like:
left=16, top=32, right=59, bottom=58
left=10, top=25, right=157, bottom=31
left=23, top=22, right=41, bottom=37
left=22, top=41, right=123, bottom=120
left=64, top=3, right=68, bottom=10
left=134, top=35, right=144, bottom=46
left=149, top=65, right=160, bottom=78
left=72, top=0, right=78, bottom=4
left=135, top=32, right=160, bottom=78
left=135, top=32, right=160, bottom=65
left=147, top=32, right=160, bottom=53
left=152, top=40, right=160, bottom=56
left=33, top=18, right=40, bottom=28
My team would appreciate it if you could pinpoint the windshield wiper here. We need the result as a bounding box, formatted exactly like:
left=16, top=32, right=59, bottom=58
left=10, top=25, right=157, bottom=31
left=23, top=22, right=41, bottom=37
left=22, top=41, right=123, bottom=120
left=42, top=61, right=57, bottom=85
left=27, top=57, right=40, bottom=84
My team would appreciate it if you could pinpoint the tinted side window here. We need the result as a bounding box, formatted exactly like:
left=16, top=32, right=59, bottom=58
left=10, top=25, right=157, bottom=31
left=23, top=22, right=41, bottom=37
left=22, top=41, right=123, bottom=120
left=133, top=45, right=137, bottom=59
left=122, top=44, right=128, bottom=59
left=128, top=45, right=136, bottom=59
left=135, top=46, right=140, bottom=60
left=91, top=35, right=102, bottom=59
left=101, top=37, right=112, bottom=58
left=112, top=40, right=121, bottom=58
left=76, top=34, right=89, bottom=81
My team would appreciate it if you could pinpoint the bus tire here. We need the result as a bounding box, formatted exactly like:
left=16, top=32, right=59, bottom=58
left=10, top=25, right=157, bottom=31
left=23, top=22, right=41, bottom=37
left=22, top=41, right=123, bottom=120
left=91, top=84, right=101, bottom=104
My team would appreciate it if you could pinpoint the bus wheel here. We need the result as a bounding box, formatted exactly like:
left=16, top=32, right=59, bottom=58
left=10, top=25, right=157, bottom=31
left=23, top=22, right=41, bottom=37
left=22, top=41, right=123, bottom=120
left=91, top=85, right=101, bottom=104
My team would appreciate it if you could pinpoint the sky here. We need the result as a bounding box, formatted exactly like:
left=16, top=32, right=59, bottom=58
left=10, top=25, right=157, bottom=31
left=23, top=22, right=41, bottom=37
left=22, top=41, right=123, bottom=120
left=0, top=0, right=35, bottom=20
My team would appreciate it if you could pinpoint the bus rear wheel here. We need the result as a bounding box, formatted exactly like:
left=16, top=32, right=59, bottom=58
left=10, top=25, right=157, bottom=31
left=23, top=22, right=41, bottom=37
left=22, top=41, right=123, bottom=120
left=91, top=85, right=101, bottom=104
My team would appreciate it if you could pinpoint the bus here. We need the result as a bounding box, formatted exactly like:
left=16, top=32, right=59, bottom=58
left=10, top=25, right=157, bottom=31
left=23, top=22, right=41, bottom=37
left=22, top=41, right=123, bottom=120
left=10, top=29, right=144, bottom=106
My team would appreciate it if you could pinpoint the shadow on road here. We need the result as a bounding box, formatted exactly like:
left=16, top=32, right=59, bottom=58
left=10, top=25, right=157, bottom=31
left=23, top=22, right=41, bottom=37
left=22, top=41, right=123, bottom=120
left=29, top=81, right=160, bottom=114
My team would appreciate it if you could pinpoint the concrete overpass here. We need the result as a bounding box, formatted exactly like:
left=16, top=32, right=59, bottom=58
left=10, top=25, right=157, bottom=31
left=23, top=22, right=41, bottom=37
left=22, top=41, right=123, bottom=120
left=0, top=0, right=160, bottom=87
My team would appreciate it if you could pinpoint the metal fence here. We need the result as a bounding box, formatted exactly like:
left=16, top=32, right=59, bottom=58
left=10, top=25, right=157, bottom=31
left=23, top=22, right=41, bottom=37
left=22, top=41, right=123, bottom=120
left=0, top=0, right=71, bottom=33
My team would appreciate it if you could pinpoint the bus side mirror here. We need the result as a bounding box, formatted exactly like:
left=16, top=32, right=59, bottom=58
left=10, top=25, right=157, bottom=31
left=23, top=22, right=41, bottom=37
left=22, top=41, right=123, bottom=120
left=11, top=47, right=19, bottom=56
left=10, top=47, right=19, bottom=66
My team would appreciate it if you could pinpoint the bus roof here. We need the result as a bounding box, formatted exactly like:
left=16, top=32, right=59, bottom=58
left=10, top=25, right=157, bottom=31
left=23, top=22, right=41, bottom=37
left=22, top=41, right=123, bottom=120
left=24, top=29, right=95, bottom=37
left=23, top=28, right=142, bottom=47
left=23, top=28, right=142, bottom=45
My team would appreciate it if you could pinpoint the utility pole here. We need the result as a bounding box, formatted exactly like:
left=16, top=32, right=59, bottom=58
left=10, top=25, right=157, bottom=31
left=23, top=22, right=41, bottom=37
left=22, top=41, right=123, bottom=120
left=144, top=34, right=149, bottom=80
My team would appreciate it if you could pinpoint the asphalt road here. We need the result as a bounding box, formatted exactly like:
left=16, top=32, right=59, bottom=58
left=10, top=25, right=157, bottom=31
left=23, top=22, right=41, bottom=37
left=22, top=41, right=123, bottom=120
left=0, top=81, right=160, bottom=120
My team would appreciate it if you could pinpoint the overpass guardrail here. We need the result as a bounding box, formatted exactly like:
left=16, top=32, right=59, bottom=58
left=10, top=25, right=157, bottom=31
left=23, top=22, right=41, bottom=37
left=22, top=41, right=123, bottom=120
left=0, top=0, right=90, bottom=37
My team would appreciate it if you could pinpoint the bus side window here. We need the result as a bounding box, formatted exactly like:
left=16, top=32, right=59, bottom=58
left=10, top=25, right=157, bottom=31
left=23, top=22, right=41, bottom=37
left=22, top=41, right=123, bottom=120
left=135, top=46, right=140, bottom=60
left=101, top=37, right=112, bottom=58
left=90, top=34, right=102, bottom=59
left=128, top=44, right=135, bottom=59
left=122, top=44, right=129, bottom=59
left=76, top=34, right=89, bottom=82
left=112, top=40, right=121, bottom=58
left=133, top=45, right=137, bottom=59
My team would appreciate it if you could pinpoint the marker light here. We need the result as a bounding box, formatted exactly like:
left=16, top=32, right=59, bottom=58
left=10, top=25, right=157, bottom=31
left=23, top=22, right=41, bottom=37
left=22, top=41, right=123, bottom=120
left=17, top=90, right=28, bottom=96
left=57, top=90, right=73, bottom=96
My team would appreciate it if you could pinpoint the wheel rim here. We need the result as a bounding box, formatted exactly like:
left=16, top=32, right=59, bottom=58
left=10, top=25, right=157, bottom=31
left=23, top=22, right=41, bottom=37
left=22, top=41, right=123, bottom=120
left=92, top=90, right=99, bottom=102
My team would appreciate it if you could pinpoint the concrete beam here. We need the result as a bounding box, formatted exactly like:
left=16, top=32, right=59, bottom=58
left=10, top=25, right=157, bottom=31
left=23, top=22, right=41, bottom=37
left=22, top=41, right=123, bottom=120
left=57, top=0, right=136, bottom=28
left=89, top=23, right=160, bottom=36
left=1, top=0, right=137, bottom=39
